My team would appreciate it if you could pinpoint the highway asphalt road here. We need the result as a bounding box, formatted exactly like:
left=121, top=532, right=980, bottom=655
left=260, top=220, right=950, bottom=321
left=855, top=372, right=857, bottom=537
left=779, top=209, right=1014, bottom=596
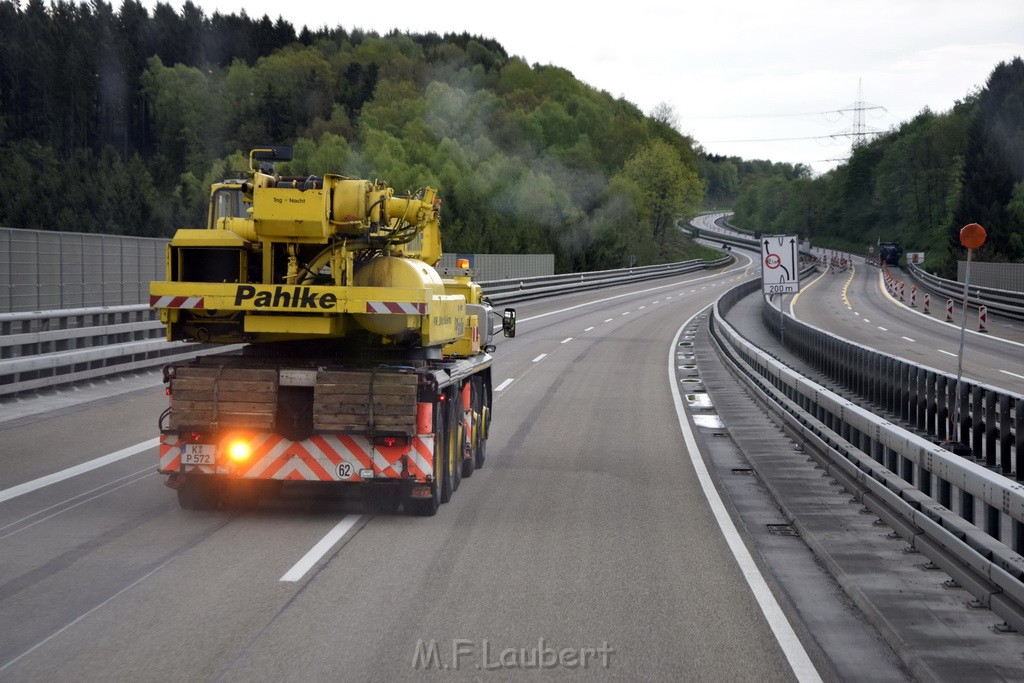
left=0, top=254, right=839, bottom=681
left=791, top=254, right=1024, bottom=396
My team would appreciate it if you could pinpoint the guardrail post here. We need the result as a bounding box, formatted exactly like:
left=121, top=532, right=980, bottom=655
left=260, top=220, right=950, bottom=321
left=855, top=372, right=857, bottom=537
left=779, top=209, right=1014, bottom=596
left=925, top=370, right=937, bottom=437
left=972, top=385, right=985, bottom=460
left=908, top=365, right=920, bottom=430
left=1016, top=398, right=1024, bottom=481
left=956, top=381, right=970, bottom=447
left=936, top=375, right=949, bottom=442
left=999, top=394, right=1012, bottom=474
left=899, top=362, right=911, bottom=423
left=985, top=390, right=997, bottom=468
left=917, top=367, right=928, bottom=431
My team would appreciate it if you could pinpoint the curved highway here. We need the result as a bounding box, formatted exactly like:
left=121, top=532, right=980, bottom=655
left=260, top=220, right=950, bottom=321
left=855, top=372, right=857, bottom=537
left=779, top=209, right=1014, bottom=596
left=5, top=239, right=1024, bottom=680
left=0, top=255, right=833, bottom=681
left=792, top=253, right=1024, bottom=395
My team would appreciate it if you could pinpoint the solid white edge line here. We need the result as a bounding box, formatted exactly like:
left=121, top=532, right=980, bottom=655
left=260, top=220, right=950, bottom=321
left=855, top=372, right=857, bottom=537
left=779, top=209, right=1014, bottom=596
left=495, top=378, right=515, bottom=392
left=0, top=437, right=160, bottom=504
left=668, top=308, right=821, bottom=683
left=280, top=515, right=362, bottom=582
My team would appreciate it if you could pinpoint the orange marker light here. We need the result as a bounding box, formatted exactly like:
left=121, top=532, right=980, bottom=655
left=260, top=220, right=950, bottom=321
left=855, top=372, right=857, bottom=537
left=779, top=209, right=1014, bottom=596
left=227, top=439, right=252, bottom=462
left=457, top=258, right=470, bottom=269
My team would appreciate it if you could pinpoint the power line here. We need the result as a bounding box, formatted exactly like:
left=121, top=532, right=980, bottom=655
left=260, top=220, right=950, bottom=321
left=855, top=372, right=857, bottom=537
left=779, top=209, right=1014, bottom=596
left=702, top=80, right=888, bottom=148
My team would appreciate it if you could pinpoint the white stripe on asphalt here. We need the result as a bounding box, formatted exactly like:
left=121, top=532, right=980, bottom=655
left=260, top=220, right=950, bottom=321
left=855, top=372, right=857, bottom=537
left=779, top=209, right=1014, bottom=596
left=495, top=378, right=515, bottom=392
left=668, top=309, right=821, bottom=683
left=280, top=515, right=362, bottom=582
left=0, top=438, right=160, bottom=504
left=532, top=354, right=548, bottom=363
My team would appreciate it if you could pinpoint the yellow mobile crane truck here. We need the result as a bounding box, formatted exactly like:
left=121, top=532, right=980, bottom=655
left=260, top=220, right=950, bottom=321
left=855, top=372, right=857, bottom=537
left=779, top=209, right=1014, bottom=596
left=150, top=146, right=515, bottom=515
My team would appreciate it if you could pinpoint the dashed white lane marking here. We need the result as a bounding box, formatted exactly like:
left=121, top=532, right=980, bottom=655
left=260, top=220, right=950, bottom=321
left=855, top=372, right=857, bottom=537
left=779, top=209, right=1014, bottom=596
left=495, top=378, right=515, bottom=391
left=0, top=438, right=159, bottom=504
left=281, top=515, right=362, bottom=582
left=532, top=354, right=547, bottom=363
left=560, top=337, right=573, bottom=344
left=938, top=350, right=957, bottom=357
left=902, top=336, right=916, bottom=343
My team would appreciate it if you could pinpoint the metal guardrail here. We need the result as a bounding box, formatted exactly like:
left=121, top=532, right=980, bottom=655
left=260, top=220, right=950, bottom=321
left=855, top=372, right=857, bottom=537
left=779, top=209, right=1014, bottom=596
left=710, top=279, right=1024, bottom=631
left=759, top=293, right=1023, bottom=476
left=0, top=254, right=732, bottom=398
left=482, top=257, right=730, bottom=304
left=0, top=305, right=237, bottom=396
left=905, top=262, right=1024, bottom=322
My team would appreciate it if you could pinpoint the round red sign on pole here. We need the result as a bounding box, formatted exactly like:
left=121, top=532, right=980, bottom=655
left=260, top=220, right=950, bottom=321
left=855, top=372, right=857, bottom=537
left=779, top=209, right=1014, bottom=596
left=960, top=223, right=986, bottom=249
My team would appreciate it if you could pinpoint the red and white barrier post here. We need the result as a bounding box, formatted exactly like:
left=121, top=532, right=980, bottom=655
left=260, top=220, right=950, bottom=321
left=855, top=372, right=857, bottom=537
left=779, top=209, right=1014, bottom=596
left=899, top=281, right=905, bottom=301
left=979, top=305, right=989, bottom=333
left=910, top=285, right=917, bottom=307
left=946, top=298, right=954, bottom=322
left=923, top=292, right=931, bottom=314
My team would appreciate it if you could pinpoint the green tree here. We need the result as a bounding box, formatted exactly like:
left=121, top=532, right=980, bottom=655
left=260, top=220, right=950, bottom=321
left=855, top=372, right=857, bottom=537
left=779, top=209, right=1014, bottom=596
left=620, top=139, right=705, bottom=254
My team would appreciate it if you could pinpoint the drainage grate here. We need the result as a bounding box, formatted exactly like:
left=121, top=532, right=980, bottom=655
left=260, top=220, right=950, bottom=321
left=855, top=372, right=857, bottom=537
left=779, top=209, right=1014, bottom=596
left=766, top=523, right=799, bottom=537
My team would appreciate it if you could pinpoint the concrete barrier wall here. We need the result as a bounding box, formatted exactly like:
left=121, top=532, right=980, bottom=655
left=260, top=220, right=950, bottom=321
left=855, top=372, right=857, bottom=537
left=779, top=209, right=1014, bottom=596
left=0, top=227, right=555, bottom=313
left=957, top=261, right=1024, bottom=293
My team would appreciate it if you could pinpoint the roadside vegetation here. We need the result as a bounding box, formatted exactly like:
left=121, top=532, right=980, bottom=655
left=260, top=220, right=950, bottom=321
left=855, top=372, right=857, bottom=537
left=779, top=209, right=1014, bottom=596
left=729, top=58, right=1024, bottom=276
left=0, top=0, right=724, bottom=272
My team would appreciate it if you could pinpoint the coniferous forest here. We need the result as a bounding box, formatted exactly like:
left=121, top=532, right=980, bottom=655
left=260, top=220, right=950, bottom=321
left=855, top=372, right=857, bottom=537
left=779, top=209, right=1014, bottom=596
left=1, top=1, right=1021, bottom=276
left=0, top=0, right=723, bottom=272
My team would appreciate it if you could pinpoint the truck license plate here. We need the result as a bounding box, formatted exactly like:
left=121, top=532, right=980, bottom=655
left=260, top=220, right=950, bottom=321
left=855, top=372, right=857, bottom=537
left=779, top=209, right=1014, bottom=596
left=180, top=444, right=216, bottom=465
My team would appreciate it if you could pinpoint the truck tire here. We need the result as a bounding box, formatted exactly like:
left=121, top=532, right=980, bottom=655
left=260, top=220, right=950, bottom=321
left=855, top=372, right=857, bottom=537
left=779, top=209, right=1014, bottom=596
left=440, top=398, right=455, bottom=502
left=461, top=413, right=475, bottom=479
left=475, top=438, right=486, bottom=470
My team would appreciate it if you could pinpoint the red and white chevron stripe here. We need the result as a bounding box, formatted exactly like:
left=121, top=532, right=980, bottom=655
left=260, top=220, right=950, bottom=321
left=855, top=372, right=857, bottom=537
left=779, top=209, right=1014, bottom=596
left=150, top=295, right=205, bottom=309
left=159, top=432, right=434, bottom=482
left=364, top=301, right=426, bottom=314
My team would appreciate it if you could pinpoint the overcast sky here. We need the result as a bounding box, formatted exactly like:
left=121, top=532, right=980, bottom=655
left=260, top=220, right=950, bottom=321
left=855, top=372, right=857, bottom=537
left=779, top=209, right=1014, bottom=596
left=148, top=0, right=1022, bottom=175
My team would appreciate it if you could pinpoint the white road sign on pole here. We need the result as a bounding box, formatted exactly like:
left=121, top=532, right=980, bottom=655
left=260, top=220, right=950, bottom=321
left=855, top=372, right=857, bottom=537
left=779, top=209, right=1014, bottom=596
left=761, top=234, right=800, bottom=295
